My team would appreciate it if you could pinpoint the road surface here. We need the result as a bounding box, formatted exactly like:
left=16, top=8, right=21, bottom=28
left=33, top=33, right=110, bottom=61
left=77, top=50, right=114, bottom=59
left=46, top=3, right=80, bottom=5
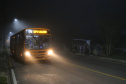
left=10, top=51, right=126, bottom=84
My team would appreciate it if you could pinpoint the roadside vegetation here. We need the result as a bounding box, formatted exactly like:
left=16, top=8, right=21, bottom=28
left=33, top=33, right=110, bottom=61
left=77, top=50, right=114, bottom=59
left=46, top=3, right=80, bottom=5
left=0, top=76, right=7, bottom=84
left=96, top=13, right=126, bottom=60
left=0, top=47, right=8, bottom=84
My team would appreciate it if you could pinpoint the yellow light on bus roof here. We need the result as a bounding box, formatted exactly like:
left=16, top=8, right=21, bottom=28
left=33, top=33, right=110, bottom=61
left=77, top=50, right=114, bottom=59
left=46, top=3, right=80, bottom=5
left=33, top=30, right=47, bottom=34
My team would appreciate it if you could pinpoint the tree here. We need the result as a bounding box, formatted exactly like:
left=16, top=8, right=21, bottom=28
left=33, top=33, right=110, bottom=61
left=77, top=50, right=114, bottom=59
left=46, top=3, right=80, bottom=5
left=96, top=14, right=120, bottom=56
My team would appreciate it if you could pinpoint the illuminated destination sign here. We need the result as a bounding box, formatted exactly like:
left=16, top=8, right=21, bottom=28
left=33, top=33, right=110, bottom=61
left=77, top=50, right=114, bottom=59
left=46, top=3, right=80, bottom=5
left=33, top=30, right=47, bottom=34
left=25, top=29, right=48, bottom=34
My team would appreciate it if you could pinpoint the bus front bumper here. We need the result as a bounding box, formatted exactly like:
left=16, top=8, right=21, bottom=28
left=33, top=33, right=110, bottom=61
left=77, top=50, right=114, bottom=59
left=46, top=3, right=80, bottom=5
left=24, top=55, right=52, bottom=61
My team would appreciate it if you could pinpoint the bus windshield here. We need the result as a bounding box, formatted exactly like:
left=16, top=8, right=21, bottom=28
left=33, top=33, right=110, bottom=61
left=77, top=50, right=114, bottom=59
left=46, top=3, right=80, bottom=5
left=25, top=35, right=51, bottom=50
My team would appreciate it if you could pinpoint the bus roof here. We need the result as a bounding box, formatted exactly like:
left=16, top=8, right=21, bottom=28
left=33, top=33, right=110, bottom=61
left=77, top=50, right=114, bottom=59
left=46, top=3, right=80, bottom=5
left=25, top=28, right=50, bottom=30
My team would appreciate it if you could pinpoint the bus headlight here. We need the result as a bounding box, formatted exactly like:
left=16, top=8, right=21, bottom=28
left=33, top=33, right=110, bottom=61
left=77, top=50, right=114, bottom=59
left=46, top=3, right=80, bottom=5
left=48, top=50, right=53, bottom=55
left=25, top=51, right=31, bottom=56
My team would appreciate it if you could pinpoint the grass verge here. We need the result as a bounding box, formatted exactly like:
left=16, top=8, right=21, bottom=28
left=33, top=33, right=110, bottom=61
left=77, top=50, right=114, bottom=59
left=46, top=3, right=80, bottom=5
left=0, top=76, right=7, bottom=84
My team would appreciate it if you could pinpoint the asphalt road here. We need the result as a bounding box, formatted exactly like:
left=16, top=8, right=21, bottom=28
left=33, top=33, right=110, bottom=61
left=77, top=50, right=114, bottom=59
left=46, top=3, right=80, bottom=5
left=10, top=51, right=126, bottom=84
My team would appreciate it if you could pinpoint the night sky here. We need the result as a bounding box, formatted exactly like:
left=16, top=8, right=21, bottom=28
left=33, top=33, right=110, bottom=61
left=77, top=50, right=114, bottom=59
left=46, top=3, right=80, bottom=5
left=1, top=0, right=126, bottom=45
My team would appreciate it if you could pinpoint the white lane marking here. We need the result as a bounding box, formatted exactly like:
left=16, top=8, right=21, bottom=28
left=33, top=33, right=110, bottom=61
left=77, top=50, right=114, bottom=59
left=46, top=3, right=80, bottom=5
left=11, top=69, right=17, bottom=84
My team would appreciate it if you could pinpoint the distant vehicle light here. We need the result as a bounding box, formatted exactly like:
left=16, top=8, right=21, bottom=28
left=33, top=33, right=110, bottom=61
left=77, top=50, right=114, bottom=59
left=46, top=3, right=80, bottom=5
left=48, top=50, right=53, bottom=55
left=25, top=51, right=31, bottom=56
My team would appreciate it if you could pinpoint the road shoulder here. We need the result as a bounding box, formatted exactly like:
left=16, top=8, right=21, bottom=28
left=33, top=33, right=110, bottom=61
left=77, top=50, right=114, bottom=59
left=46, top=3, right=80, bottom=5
left=74, top=52, right=126, bottom=65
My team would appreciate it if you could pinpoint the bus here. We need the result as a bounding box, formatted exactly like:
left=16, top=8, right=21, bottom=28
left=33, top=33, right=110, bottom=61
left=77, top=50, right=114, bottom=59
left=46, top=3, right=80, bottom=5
left=10, top=28, right=53, bottom=62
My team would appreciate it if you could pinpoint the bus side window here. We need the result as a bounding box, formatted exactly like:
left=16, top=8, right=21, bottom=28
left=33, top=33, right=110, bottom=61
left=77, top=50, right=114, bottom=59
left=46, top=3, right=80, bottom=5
left=20, top=35, right=24, bottom=49
left=13, top=37, right=15, bottom=52
left=11, top=37, right=15, bottom=51
left=17, top=35, right=20, bottom=50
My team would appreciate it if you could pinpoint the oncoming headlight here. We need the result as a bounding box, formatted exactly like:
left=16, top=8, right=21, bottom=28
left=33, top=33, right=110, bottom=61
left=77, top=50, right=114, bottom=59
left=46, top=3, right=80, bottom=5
left=48, top=50, right=53, bottom=55
left=25, top=51, right=31, bottom=56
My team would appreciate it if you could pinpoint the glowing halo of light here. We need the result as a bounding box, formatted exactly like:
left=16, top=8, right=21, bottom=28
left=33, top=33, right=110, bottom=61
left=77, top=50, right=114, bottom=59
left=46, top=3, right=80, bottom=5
left=14, top=18, right=18, bottom=21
